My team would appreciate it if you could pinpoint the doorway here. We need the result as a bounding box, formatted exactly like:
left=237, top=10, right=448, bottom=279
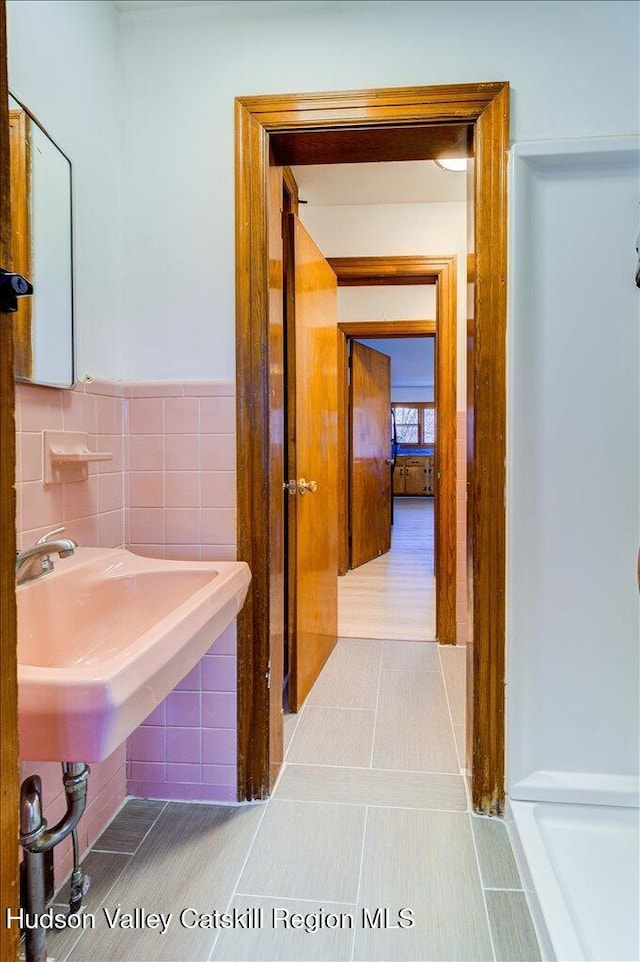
left=340, top=334, right=436, bottom=642
left=332, top=258, right=457, bottom=645
left=335, top=270, right=457, bottom=646
left=235, top=82, right=509, bottom=814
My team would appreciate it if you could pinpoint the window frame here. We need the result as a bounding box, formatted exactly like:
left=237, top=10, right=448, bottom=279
left=392, top=401, right=436, bottom=445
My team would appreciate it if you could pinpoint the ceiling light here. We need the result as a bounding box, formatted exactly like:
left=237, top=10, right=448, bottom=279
left=434, top=158, right=468, bottom=172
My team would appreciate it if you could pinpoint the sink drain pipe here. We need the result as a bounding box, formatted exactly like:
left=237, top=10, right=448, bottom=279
left=19, top=762, right=90, bottom=962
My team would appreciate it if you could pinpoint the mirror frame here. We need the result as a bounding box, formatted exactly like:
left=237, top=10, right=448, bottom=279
left=8, top=91, right=75, bottom=388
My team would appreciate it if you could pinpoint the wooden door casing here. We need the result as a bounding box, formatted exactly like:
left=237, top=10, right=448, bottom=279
left=288, top=214, right=339, bottom=710
left=267, top=159, right=285, bottom=787
left=235, top=83, right=509, bottom=813
left=0, top=2, right=20, bottom=958
left=349, top=341, right=392, bottom=569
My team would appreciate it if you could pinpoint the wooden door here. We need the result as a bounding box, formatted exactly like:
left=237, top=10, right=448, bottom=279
left=288, top=214, right=338, bottom=710
left=349, top=341, right=392, bottom=568
left=0, top=2, right=20, bottom=959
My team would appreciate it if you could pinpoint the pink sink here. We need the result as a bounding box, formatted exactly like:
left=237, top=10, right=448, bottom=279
left=17, top=547, right=250, bottom=762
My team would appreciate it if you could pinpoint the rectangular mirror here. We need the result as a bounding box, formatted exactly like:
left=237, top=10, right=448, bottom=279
left=8, top=94, right=74, bottom=388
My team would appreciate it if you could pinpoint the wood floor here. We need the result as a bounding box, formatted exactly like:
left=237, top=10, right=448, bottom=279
left=338, top=497, right=435, bottom=641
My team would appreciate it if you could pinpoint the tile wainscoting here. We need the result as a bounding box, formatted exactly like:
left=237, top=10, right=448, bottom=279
left=123, top=380, right=239, bottom=804
left=16, top=379, right=127, bottom=553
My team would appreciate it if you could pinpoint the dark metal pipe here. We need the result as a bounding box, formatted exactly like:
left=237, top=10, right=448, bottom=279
left=23, top=848, right=47, bottom=962
left=23, top=763, right=90, bottom=854
left=19, top=764, right=90, bottom=962
left=20, top=777, right=47, bottom=962
left=68, top=827, right=87, bottom=916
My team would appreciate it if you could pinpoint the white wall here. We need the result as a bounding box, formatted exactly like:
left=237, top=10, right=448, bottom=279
left=118, top=0, right=639, bottom=382
left=7, top=0, right=122, bottom=380
left=337, top=284, right=437, bottom=322
left=8, top=0, right=638, bottom=378
left=359, top=337, right=434, bottom=402
left=303, top=203, right=466, bottom=407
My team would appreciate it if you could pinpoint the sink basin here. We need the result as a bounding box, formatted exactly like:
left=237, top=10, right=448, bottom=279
left=17, top=547, right=250, bottom=762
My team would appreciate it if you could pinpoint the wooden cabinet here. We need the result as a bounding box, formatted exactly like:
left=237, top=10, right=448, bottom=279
left=393, top=458, right=406, bottom=494
left=426, top=458, right=435, bottom=495
left=405, top=458, right=427, bottom=495
left=393, top=455, right=434, bottom=496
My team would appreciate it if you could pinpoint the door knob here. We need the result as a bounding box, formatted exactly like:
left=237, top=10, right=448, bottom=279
left=298, top=478, right=318, bottom=495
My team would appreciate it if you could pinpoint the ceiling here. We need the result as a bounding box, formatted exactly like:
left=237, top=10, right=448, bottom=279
left=292, top=161, right=466, bottom=206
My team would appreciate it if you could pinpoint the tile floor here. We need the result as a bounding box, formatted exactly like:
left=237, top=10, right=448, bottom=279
left=43, top=639, right=540, bottom=962
left=40, top=499, right=540, bottom=961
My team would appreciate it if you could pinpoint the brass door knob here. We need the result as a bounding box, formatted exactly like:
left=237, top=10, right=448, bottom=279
left=298, top=478, right=318, bottom=495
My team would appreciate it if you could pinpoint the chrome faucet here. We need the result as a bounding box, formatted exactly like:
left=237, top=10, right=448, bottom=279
left=16, top=527, right=78, bottom=586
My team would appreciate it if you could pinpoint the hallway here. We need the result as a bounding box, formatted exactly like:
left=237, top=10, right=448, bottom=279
left=43, top=637, right=540, bottom=962
left=339, top=498, right=435, bottom=641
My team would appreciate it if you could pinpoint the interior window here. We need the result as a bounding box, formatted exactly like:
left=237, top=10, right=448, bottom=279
left=394, top=405, right=420, bottom=443
left=392, top=402, right=435, bottom=445
left=422, top=406, right=436, bottom=443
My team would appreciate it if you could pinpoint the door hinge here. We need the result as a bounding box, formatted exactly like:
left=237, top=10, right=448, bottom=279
left=266, top=660, right=271, bottom=689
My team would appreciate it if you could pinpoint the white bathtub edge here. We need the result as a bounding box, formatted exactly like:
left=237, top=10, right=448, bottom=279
left=505, top=798, right=558, bottom=962
left=505, top=797, right=585, bottom=962
left=509, top=770, right=639, bottom=807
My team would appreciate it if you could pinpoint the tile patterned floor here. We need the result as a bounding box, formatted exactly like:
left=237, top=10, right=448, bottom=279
left=44, top=639, right=541, bottom=962
left=41, top=501, right=540, bottom=962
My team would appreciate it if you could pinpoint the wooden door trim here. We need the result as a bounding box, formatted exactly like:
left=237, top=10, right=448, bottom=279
left=235, top=81, right=509, bottom=813
left=466, top=84, right=509, bottom=814
left=271, top=123, right=473, bottom=166
left=329, top=256, right=439, bottom=285
left=282, top=166, right=299, bottom=216
left=334, top=253, right=457, bottom=649
left=1, top=2, right=20, bottom=958
left=339, top=320, right=436, bottom=337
